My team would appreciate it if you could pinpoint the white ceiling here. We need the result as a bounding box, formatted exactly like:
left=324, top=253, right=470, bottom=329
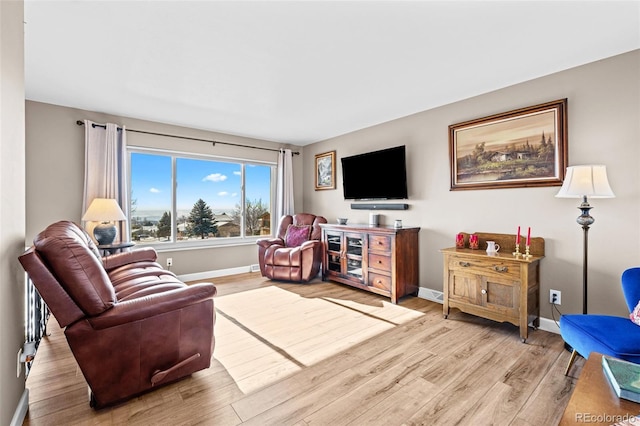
left=24, top=1, right=640, bottom=145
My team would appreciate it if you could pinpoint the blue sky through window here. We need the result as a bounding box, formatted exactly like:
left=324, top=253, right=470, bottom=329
left=177, top=158, right=241, bottom=213
left=130, top=152, right=271, bottom=221
left=130, top=153, right=171, bottom=217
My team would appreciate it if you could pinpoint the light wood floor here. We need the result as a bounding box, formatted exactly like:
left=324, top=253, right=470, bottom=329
left=24, top=273, right=582, bottom=425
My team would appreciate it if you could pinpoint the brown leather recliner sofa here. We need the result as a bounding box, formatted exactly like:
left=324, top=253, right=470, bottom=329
left=19, top=220, right=216, bottom=408
left=257, top=213, right=327, bottom=282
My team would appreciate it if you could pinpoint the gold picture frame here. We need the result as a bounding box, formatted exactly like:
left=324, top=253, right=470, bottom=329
left=314, top=150, right=336, bottom=190
left=449, top=99, right=568, bottom=191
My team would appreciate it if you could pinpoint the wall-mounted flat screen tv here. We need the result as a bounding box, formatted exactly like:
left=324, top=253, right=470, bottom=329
left=341, top=145, right=408, bottom=200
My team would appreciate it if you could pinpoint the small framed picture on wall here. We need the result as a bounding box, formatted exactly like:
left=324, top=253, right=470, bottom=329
left=314, top=151, right=336, bottom=190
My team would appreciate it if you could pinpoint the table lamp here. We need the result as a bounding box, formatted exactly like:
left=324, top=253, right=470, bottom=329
left=82, top=198, right=127, bottom=245
left=556, top=165, right=615, bottom=314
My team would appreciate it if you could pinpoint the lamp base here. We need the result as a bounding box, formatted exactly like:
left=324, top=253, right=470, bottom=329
left=93, top=222, right=117, bottom=245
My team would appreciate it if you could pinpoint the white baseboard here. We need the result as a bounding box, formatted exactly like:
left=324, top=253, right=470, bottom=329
left=177, top=265, right=257, bottom=282
left=537, top=316, right=561, bottom=334
left=415, top=288, right=561, bottom=335
left=10, top=388, right=29, bottom=426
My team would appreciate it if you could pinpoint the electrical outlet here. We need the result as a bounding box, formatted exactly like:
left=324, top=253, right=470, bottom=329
left=166, top=258, right=173, bottom=267
left=550, top=289, right=561, bottom=305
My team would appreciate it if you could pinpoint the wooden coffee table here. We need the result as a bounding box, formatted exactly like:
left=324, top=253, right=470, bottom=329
left=560, top=352, right=640, bottom=425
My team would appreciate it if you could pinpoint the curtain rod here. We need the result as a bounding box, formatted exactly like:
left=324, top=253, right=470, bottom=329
left=75, top=120, right=299, bottom=155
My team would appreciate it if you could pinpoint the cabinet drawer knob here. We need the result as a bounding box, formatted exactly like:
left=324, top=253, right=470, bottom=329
left=481, top=289, right=487, bottom=295
left=459, top=261, right=470, bottom=267
left=493, top=266, right=508, bottom=273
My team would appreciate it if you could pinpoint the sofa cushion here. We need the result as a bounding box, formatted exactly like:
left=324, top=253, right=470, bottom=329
left=285, top=224, right=311, bottom=247
left=34, top=221, right=116, bottom=316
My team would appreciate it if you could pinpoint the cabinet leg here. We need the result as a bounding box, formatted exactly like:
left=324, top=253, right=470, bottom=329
left=520, top=323, right=530, bottom=343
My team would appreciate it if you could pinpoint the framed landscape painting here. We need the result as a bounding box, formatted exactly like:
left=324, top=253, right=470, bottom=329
left=314, top=150, right=336, bottom=190
left=449, top=99, right=568, bottom=191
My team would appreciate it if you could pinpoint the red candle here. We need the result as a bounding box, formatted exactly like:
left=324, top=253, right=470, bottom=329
left=516, top=226, right=520, bottom=245
left=526, top=227, right=531, bottom=246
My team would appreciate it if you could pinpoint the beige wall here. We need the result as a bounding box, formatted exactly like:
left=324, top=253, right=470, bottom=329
left=25, top=101, right=305, bottom=275
left=304, top=50, right=640, bottom=319
left=1, top=0, right=26, bottom=423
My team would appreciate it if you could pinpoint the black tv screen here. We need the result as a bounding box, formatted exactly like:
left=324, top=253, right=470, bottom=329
left=341, top=145, right=408, bottom=200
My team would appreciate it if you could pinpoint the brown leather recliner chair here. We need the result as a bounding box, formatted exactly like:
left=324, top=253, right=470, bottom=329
left=257, top=213, right=327, bottom=282
left=19, top=221, right=216, bottom=408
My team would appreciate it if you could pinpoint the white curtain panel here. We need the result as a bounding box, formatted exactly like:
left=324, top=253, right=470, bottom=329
left=276, top=148, right=295, bottom=221
left=82, top=120, right=130, bottom=242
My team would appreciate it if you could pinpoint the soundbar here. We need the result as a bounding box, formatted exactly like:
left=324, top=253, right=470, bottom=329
left=350, top=203, right=409, bottom=210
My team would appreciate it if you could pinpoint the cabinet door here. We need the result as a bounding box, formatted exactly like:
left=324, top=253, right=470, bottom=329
left=482, top=275, right=520, bottom=320
left=325, top=231, right=342, bottom=274
left=448, top=270, right=482, bottom=306
left=344, top=233, right=364, bottom=280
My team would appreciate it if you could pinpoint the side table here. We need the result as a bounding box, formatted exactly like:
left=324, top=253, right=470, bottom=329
left=97, top=242, right=135, bottom=256
left=560, top=352, right=640, bottom=425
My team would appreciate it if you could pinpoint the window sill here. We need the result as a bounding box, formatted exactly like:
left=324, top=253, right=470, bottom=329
left=132, top=236, right=270, bottom=253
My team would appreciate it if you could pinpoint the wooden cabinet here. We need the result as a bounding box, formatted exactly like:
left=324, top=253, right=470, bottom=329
left=441, top=232, right=544, bottom=342
left=320, top=224, right=420, bottom=304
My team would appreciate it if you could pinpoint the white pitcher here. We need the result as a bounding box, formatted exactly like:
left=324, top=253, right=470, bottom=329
left=486, top=241, right=500, bottom=255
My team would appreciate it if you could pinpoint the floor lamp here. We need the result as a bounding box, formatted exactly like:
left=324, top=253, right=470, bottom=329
left=556, top=165, right=615, bottom=314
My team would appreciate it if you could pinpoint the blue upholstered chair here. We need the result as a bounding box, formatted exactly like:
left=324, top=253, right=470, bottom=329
left=560, top=267, right=640, bottom=375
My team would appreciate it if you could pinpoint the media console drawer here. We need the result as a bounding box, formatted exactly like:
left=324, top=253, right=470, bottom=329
left=369, top=253, right=391, bottom=271
left=368, top=234, right=391, bottom=251
left=368, top=272, right=391, bottom=291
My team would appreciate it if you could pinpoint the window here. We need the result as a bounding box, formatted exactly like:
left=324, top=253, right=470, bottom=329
left=129, top=148, right=275, bottom=247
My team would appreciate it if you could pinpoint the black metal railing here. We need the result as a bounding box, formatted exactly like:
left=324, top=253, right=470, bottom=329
left=24, top=274, right=49, bottom=376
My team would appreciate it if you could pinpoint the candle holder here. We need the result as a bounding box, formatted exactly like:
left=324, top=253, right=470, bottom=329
left=469, top=234, right=479, bottom=250
left=524, top=245, right=532, bottom=259
left=512, top=244, right=521, bottom=258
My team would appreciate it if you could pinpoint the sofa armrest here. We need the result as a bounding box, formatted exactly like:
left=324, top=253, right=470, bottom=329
left=102, top=247, right=158, bottom=271
left=257, top=237, right=285, bottom=249
left=286, top=240, right=323, bottom=260
left=87, top=283, right=216, bottom=329
left=299, top=240, right=323, bottom=250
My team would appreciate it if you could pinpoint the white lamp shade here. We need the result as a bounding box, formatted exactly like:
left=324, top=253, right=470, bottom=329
left=555, top=165, right=615, bottom=199
left=82, top=198, right=127, bottom=222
